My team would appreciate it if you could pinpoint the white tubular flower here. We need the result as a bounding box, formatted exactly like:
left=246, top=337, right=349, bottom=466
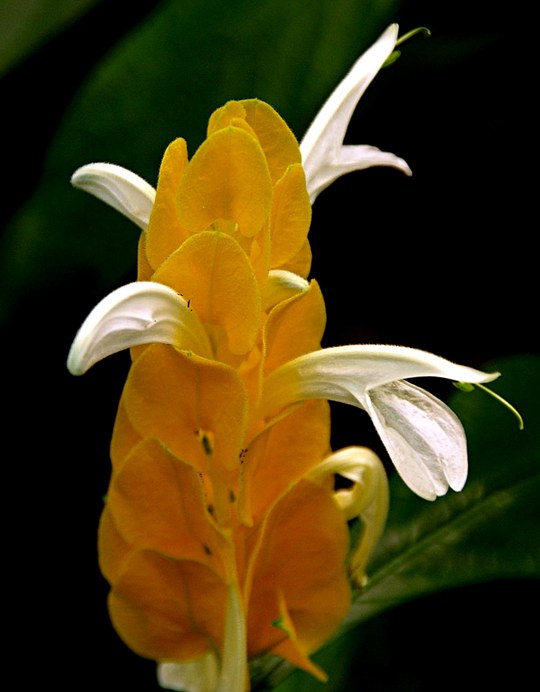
left=67, top=281, right=213, bottom=375
left=71, top=163, right=156, bottom=229
left=259, top=345, right=500, bottom=501
left=300, top=23, right=412, bottom=204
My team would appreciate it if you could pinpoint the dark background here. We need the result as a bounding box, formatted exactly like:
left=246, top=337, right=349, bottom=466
left=3, top=1, right=536, bottom=689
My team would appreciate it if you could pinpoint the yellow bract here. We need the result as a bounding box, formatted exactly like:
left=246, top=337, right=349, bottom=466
left=143, top=137, right=190, bottom=274
left=243, top=477, right=351, bottom=680
left=154, top=231, right=262, bottom=356
left=177, top=126, right=272, bottom=238
left=208, top=99, right=302, bottom=183
left=99, top=100, right=355, bottom=686
left=269, top=163, right=312, bottom=269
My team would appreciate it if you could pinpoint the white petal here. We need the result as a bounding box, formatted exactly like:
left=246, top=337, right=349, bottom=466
left=310, top=446, right=389, bottom=585
left=300, top=24, right=411, bottom=203
left=67, top=281, right=212, bottom=375
left=260, top=344, right=499, bottom=418
left=337, top=143, right=411, bottom=177
left=366, top=380, right=469, bottom=500
left=262, top=269, right=309, bottom=310
left=71, top=163, right=156, bottom=229
left=158, top=653, right=219, bottom=692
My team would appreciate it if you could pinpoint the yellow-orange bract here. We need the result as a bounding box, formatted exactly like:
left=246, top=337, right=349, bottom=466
left=99, top=99, right=351, bottom=685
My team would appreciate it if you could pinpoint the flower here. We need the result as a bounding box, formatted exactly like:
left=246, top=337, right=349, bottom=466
left=257, top=345, right=498, bottom=500
left=299, top=23, right=412, bottom=204
left=67, top=25, right=500, bottom=692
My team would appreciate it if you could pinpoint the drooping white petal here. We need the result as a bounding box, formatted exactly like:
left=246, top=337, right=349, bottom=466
left=67, top=281, right=212, bottom=375
left=366, top=380, right=469, bottom=500
left=259, top=344, right=499, bottom=418
left=300, top=24, right=412, bottom=204
left=71, top=163, right=156, bottom=229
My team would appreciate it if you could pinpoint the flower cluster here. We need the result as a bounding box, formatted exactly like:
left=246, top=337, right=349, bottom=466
left=67, top=25, right=498, bottom=692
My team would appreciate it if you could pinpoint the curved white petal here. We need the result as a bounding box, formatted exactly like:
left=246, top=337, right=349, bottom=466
left=67, top=281, right=212, bottom=375
left=71, top=163, right=156, bottom=229
left=260, top=344, right=499, bottom=418
left=310, top=446, right=389, bottom=585
left=300, top=24, right=411, bottom=203
left=367, top=380, right=468, bottom=500
left=262, top=269, right=309, bottom=311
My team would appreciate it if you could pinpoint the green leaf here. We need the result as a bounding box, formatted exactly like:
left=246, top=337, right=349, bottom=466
left=261, top=354, right=540, bottom=689
left=0, top=0, right=103, bottom=76
left=0, top=0, right=403, bottom=322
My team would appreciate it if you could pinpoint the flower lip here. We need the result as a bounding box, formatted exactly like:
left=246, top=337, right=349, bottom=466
left=365, top=379, right=468, bottom=500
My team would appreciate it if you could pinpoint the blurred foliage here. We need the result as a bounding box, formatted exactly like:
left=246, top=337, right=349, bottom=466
left=0, top=0, right=102, bottom=75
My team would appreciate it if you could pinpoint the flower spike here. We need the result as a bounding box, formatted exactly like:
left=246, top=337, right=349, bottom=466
left=300, top=24, right=412, bottom=204
left=66, top=88, right=512, bottom=691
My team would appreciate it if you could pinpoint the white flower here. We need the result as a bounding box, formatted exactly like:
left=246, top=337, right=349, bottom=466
left=258, top=345, right=499, bottom=500
left=300, top=23, right=412, bottom=204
